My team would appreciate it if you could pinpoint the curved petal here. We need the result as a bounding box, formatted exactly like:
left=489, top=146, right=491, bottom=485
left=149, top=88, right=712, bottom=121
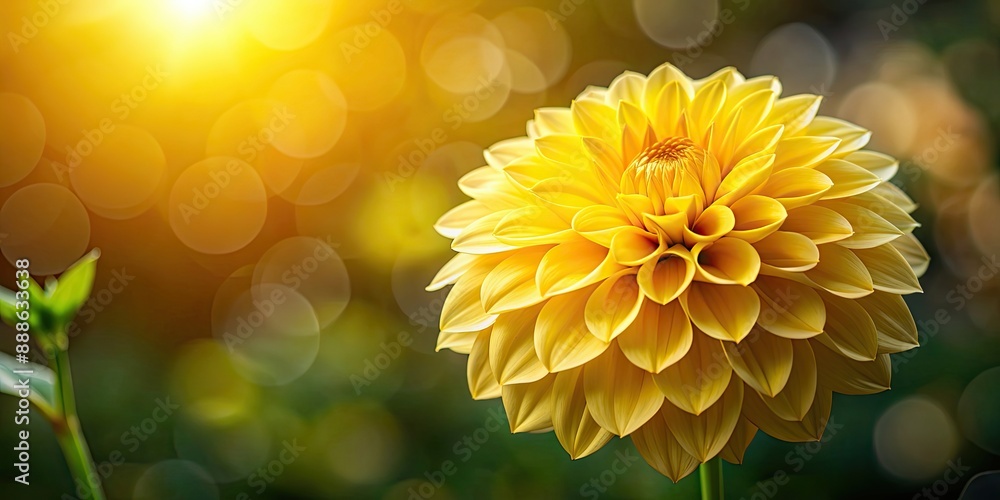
left=728, top=195, right=787, bottom=243
left=534, top=287, right=611, bottom=372
left=804, top=244, right=874, bottom=299
left=722, top=328, right=793, bottom=397
left=572, top=204, right=630, bottom=248
left=719, top=416, right=758, bottom=465
left=610, top=226, right=663, bottom=266
left=758, top=167, right=833, bottom=209
left=858, top=291, right=919, bottom=354
left=760, top=340, right=817, bottom=420
left=584, top=343, right=664, bottom=436
left=771, top=136, right=839, bottom=171
left=494, top=205, right=575, bottom=246
left=753, top=231, right=820, bottom=272
left=811, top=341, right=891, bottom=395
left=436, top=329, right=479, bottom=354
left=853, top=244, right=922, bottom=295
left=692, top=237, right=761, bottom=286
left=440, top=259, right=498, bottom=333
left=743, top=384, right=831, bottom=442
left=653, top=331, right=733, bottom=414
left=502, top=375, right=556, bottom=433
left=631, top=408, right=700, bottom=483
left=490, top=304, right=549, bottom=385
left=662, top=376, right=743, bottom=461
left=481, top=247, right=550, bottom=314
left=752, top=276, right=826, bottom=339
left=637, top=246, right=696, bottom=305
left=843, top=150, right=898, bottom=181
left=435, top=200, right=494, bottom=238
left=452, top=210, right=519, bottom=254
left=427, top=253, right=480, bottom=292
left=804, top=116, right=871, bottom=154
left=890, top=233, right=930, bottom=278
left=781, top=205, right=853, bottom=244
left=681, top=282, right=760, bottom=342
left=814, top=159, right=882, bottom=200
left=766, top=94, right=822, bottom=136
left=683, top=205, right=735, bottom=245
left=814, top=293, right=878, bottom=361
left=468, top=328, right=501, bottom=400
left=714, top=153, right=775, bottom=206
left=537, top=240, right=624, bottom=296
left=618, top=300, right=693, bottom=373
left=817, top=200, right=903, bottom=249
left=585, top=269, right=644, bottom=342
left=551, top=367, right=614, bottom=459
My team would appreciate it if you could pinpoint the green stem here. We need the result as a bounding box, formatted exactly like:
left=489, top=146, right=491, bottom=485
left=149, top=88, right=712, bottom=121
left=51, top=348, right=106, bottom=500
left=699, top=457, right=724, bottom=500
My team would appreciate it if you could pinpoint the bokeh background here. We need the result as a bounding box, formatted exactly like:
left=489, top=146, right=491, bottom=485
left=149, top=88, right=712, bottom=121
left=0, top=0, right=999, bottom=498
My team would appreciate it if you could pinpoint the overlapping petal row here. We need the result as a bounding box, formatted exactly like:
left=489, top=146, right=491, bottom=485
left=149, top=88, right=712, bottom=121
left=428, top=63, right=928, bottom=481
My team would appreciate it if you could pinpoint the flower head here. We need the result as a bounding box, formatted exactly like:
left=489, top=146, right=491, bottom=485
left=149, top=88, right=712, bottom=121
left=428, top=64, right=928, bottom=481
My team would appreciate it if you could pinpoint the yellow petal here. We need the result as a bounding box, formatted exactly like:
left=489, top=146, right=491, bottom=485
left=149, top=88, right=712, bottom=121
left=485, top=137, right=535, bottom=169
left=481, top=247, right=550, bottom=314
left=812, top=341, right=892, bottom=395
left=743, top=384, right=831, bottom=442
left=619, top=100, right=656, bottom=167
left=608, top=71, right=647, bottom=108
left=814, top=159, right=882, bottom=200
left=844, top=150, right=898, bottom=181
left=814, top=293, right=878, bottom=361
left=781, top=205, right=853, bottom=244
left=804, top=243, right=874, bottom=298
left=637, top=246, right=695, bottom=305
left=649, top=80, right=692, bottom=140
left=427, top=253, right=480, bottom=292
left=610, top=226, right=663, bottom=266
left=719, top=417, right=758, bottom=464
left=452, top=210, right=519, bottom=254
left=858, top=291, right=919, bottom=354
left=435, top=200, right=494, bottom=238
left=468, top=328, right=502, bottom=400
left=572, top=99, right=619, bottom=144
left=440, top=260, right=497, bottom=332
left=687, top=80, right=727, bottom=140
left=490, top=304, right=549, bottom=385
left=551, top=367, right=614, bottom=459
left=502, top=375, right=556, bottom=433
left=766, top=94, right=822, bottom=135
left=758, top=167, right=833, bottom=209
left=752, top=276, right=825, bottom=339
left=853, top=244, right=922, bottom=295
left=817, top=200, right=903, bottom=249
left=722, top=328, right=793, bottom=397
left=728, top=195, right=787, bottom=243
left=732, top=125, right=783, bottom=166
left=752, top=231, right=820, bottom=272
left=760, top=340, right=817, bottom=420
left=772, top=136, right=840, bottom=172
left=585, top=270, right=644, bottom=342
left=871, top=181, right=917, bottom=213
left=584, top=342, right=664, bottom=436
left=436, top=329, right=480, bottom=354
left=890, top=234, right=930, bottom=278
left=842, top=191, right=919, bottom=234
left=653, top=331, right=733, bottom=414
left=537, top=240, right=624, bottom=296
left=681, top=283, right=760, bottom=342
left=683, top=205, right=735, bottom=245
left=532, top=107, right=575, bottom=136
left=494, top=206, right=574, bottom=245
left=618, top=300, right=693, bottom=373
left=582, top=136, right=627, bottom=189
left=714, top=152, right=775, bottom=206
left=692, top=237, right=761, bottom=286
left=571, top=204, right=630, bottom=248
left=534, top=287, right=611, bottom=372
left=662, top=376, right=743, bottom=461
left=458, top=166, right=527, bottom=210
left=805, top=116, right=872, bottom=154
left=631, top=408, right=700, bottom=483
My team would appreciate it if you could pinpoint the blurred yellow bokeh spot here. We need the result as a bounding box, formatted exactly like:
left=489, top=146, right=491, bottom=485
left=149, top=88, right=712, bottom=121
left=0, top=93, right=46, bottom=187
left=266, top=70, right=348, bottom=159
left=0, top=183, right=90, bottom=276
left=70, top=125, right=166, bottom=220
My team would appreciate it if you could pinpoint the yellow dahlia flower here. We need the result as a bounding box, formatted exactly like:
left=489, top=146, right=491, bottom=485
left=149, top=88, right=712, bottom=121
left=427, top=64, right=928, bottom=482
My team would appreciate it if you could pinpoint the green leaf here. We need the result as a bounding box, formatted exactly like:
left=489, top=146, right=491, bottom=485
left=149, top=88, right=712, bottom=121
left=0, top=288, right=15, bottom=326
left=48, top=249, right=101, bottom=330
left=0, top=351, right=56, bottom=420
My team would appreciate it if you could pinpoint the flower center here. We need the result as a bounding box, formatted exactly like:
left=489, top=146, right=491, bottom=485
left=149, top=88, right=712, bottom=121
left=620, top=137, right=706, bottom=203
